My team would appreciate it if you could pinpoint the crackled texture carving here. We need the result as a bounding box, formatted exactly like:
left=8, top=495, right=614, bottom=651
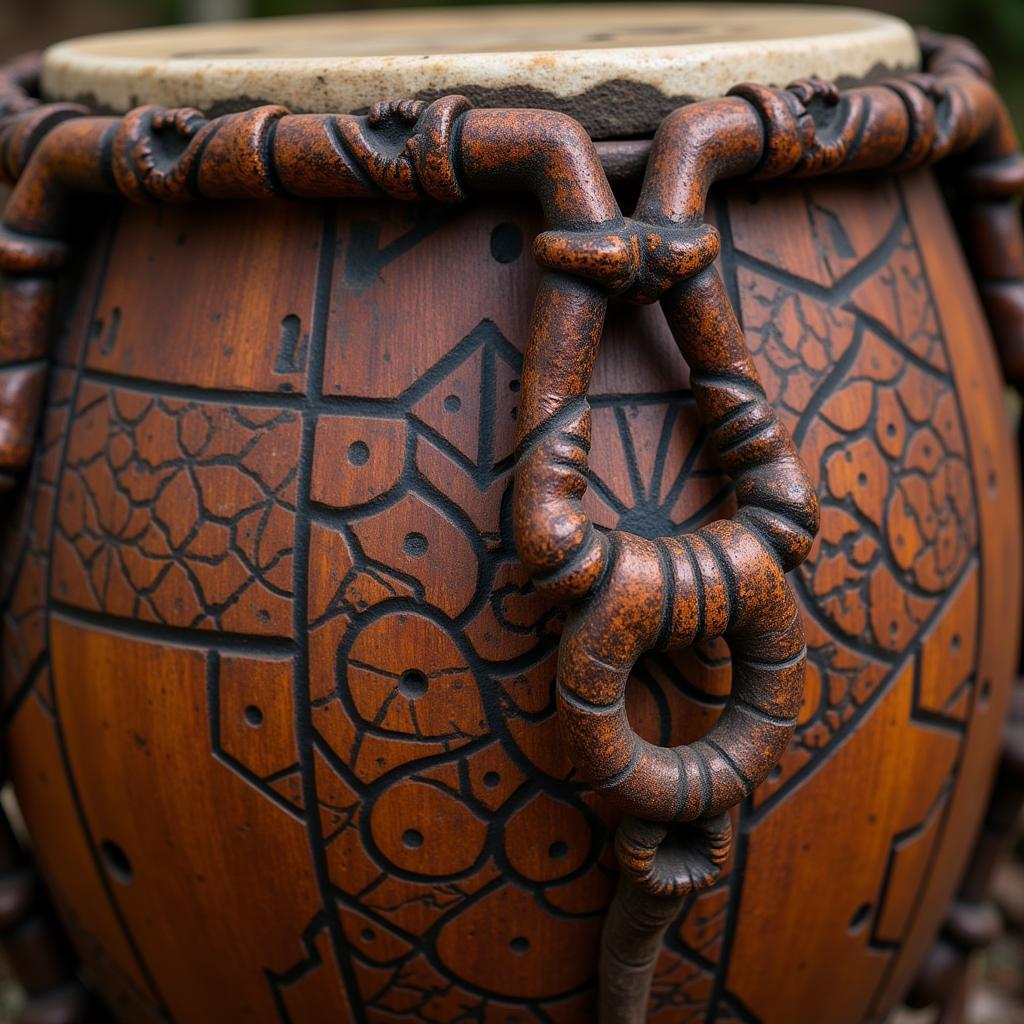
left=53, top=385, right=299, bottom=634
left=0, top=27, right=1022, bottom=1024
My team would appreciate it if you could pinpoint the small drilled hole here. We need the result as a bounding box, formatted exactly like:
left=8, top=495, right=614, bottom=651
left=399, top=670, right=428, bottom=699
left=549, top=840, right=569, bottom=860
left=101, top=840, right=133, bottom=885
left=490, top=222, right=524, bottom=264
left=360, top=927, right=374, bottom=942
left=403, top=532, right=428, bottom=558
left=509, top=936, right=530, bottom=955
left=443, top=394, right=461, bottom=413
left=244, top=704, right=263, bottom=727
left=483, top=771, right=500, bottom=788
left=402, top=829, right=424, bottom=849
left=347, top=441, right=370, bottom=466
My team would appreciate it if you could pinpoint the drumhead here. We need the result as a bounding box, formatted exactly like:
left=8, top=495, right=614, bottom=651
left=41, top=4, right=917, bottom=138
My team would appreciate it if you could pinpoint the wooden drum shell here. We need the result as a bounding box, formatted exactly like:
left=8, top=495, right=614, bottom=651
left=2, top=162, right=1018, bottom=1022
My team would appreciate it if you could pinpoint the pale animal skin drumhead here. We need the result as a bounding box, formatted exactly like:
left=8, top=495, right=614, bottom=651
left=41, top=3, right=918, bottom=138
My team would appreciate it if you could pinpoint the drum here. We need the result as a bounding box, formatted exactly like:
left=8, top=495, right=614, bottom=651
left=0, top=6, right=1022, bottom=1023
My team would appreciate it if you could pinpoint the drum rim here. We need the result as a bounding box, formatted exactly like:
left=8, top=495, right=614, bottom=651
left=38, top=3, right=920, bottom=140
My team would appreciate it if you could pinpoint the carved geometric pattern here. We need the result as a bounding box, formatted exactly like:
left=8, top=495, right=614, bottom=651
left=733, top=180, right=977, bottom=817
left=688, top=178, right=983, bottom=1022
left=305, top=315, right=612, bottom=1018
left=2, top=237, right=176, bottom=1017
left=0, top=367, right=73, bottom=715
left=1, top=176, right=989, bottom=1022
left=51, top=383, right=298, bottom=636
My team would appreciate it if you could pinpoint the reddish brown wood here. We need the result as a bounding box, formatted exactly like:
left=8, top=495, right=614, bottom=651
left=0, top=26, right=1020, bottom=1024
left=906, top=692, right=1024, bottom=1017
left=897, top=33, right=1024, bottom=1022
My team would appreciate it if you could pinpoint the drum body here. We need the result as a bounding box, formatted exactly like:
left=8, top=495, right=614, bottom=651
left=1, top=158, right=1018, bottom=1023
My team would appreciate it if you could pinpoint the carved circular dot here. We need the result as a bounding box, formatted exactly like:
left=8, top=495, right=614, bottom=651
left=856, top=472, right=868, bottom=487
left=443, top=394, right=462, bottom=413
left=888, top=621, right=899, bottom=637
left=402, top=829, right=424, bottom=849
left=509, top=936, right=530, bottom=955
left=483, top=771, right=500, bottom=789
left=548, top=840, right=569, bottom=860
left=100, top=840, right=133, bottom=885
left=398, top=669, right=428, bottom=699
left=244, top=704, right=263, bottom=727
left=951, top=633, right=961, bottom=654
left=360, top=927, right=375, bottom=943
left=347, top=441, right=370, bottom=466
left=490, top=222, right=524, bottom=264
left=403, top=532, right=428, bottom=558
left=885, top=422, right=897, bottom=437
left=508, top=379, right=521, bottom=393
left=848, top=902, right=872, bottom=933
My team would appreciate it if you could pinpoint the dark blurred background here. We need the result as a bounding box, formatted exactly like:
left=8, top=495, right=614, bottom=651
left=0, top=0, right=1022, bottom=1021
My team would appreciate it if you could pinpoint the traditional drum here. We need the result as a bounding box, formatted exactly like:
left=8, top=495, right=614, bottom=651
left=0, top=6, right=1022, bottom=1023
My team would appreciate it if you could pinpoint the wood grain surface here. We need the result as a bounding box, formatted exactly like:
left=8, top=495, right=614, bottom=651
left=0, top=162, right=1017, bottom=1022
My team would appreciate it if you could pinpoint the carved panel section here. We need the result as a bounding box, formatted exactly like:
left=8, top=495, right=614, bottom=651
left=49, top=616, right=331, bottom=1024
left=0, top=366, right=73, bottom=710
left=727, top=658, right=961, bottom=1021
left=4, top=166, right=1005, bottom=1023
left=51, top=383, right=299, bottom=636
left=87, top=202, right=323, bottom=393
left=728, top=176, right=979, bottom=812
